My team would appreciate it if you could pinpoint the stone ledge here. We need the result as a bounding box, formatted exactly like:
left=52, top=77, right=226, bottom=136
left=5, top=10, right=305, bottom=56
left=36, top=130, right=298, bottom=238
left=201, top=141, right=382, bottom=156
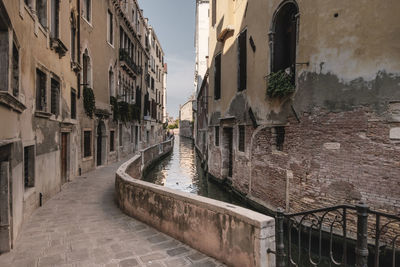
left=0, top=92, right=26, bottom=113
left=115, top=137, right=275, bottom=267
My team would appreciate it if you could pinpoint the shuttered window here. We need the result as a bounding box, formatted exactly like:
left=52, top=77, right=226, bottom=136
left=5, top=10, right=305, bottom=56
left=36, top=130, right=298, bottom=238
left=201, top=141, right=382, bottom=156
left=238, top=125, right=245, bottom=152
left=215, top=126, right=220, bottom=146
left=214, top=53, right=221, bottom=100
left=276, top=126, right=285, bottom=151
left=238, top=29, right=247, bottom=91
left=110, top=131, right=115, bottom=151
left=71, top=89, right=76, bottom=119
left=84, top=131, right=92, bottom=157
left=24, top=146, right=35, bottom=188
left=36, top=69, right=47, bottom=111
left=51, top=78, right=59, bottom=116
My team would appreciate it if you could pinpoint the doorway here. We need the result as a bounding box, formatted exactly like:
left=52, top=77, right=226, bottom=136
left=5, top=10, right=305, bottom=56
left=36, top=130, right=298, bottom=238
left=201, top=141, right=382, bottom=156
left=61, top=133, right=68, bottom=184
left=97, top=121, right=106, bottom=166
left=222, top=128, right=233, bottom=178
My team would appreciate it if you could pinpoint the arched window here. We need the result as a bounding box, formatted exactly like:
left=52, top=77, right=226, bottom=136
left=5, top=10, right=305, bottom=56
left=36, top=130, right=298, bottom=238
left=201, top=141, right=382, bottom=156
left=109, top=67, right=114, bottom=97
left=82, top=49, right=92, bottom=87
left=270, top=1, right=298, bottom=83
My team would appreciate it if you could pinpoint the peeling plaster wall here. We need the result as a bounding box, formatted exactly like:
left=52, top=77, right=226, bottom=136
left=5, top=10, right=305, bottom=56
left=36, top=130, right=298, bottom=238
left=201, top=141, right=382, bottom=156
left=206, top=0, right=400, bottom=215
left=0, top=0, right=80, bottom=246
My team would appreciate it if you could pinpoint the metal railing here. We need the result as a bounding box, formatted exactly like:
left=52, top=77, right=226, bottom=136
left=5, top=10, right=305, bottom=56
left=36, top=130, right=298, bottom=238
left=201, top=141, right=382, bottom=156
left=119, top=49, right=142, bottom=75
left=275, top=202, right=400, bottom=267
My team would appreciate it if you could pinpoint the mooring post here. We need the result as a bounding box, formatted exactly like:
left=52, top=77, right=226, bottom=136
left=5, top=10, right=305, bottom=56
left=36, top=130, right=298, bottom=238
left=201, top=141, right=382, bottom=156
left=355, top=201, right=369, bottom=267
left=276, top=208, right=286, bottom=267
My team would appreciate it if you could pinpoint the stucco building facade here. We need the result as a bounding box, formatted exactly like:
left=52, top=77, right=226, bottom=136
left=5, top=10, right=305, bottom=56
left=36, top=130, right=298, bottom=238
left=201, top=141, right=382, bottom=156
left=0, top=0, right=167, bottom=253
left=202, top=0, right=400, bottom=215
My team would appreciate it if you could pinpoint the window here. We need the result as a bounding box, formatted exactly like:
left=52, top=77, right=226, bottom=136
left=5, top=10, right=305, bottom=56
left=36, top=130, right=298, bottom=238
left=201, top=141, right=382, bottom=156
left=110, top=130, right=115, bottom=151
left=238, top=29, right=247, bottom=91
left=135, top=126, right=139, bottom=145
left=71, top=88, right=76, bottom=119
left=12, top=44, right=19, bottom=97
left=238, top=125, right=245, bottom=152
left=211, top=0, right=216, bottom=26
left=36, top=69, right=47, bottom=111
left=215, top=126, right=219, bottom=146
left=119, top=124, right=123, bottom=146
left=50, top=0, right=60, bottom=38
left=275, top=126, right=285, bottom=151
left=50, top=78, right=59, bottom=116
left=24, top=0, right=34, bottom=9
left=70, top=14, right=76, bottom=61
left=107, top=10, right=113, bottom=45
left=83, top=131, right=92, bottom=157
left=36, top=0, right=47, bottom=28
left=271, top=2, right=298, bottom=81
left=214, top=53, right=221, bottom=100
left=131, top=126, right=134, bottom=143
left=24, top=146, right=35, bottom=188
left=82, top=50, right=91, bottom=87
left=109, top=68, right=114, bottom=97
left=82, top=0, right=91, bottom=22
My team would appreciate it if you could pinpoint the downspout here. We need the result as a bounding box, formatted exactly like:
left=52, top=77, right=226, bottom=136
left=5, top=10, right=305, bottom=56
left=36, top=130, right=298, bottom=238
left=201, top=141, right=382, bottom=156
left=77, top=0, right=81, bottom=98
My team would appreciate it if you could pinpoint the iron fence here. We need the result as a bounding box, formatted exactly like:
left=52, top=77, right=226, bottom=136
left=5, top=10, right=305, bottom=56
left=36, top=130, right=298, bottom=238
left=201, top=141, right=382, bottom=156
left=275, top=203, right=400, bottom=267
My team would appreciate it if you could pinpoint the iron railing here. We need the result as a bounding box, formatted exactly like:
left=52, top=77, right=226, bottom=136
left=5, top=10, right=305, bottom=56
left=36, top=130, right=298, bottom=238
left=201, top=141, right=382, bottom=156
left=119, top=49, right=142, bottom=75
left=275, top=203, right=400, bottom=267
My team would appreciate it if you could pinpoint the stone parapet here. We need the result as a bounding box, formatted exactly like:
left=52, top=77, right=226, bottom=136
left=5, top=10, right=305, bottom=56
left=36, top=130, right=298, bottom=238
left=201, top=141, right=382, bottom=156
left=115, top=137, right=275, bottom=267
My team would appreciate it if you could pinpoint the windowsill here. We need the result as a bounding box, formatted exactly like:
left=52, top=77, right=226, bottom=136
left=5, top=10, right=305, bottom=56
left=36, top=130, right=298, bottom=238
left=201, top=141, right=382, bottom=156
left=82, top=156, right=93, bottom=162
left=109, top=151, right=116, bottom=154
left=24, top=187, right=36, bottom=201
left=35, top=111, right=52, bottom=119
left=107, top=41, right=114, bottom=49
left=23, top=5, right=35, bottom=21
left=38, top=23, right=48, bottom=37
left=82, top=16, right=93, bottom=28
left=0, top=91, right=26, bottom=113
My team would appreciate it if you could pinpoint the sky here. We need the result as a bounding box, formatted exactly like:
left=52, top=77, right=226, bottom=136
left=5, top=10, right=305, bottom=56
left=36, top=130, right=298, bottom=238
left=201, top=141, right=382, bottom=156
left=138, top=0, right=196, bottom=119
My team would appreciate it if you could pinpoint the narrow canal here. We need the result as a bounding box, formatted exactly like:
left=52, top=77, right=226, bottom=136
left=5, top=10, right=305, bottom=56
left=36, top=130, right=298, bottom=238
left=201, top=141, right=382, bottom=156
left=143, top=135, right=390, bottom=267
left=144, top=135, right=247, bottom=207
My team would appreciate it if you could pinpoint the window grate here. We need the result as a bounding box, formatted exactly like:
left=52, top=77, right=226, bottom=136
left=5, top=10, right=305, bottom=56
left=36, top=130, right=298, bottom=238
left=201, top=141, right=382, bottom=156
left=238, top=125, right=245, bottom=152
left=84, top=131, right=92, bottom=157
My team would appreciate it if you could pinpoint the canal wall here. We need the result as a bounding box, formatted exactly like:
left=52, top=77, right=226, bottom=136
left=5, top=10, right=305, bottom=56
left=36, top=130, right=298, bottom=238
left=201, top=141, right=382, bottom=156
left=115, top=138, right=276, bottom=267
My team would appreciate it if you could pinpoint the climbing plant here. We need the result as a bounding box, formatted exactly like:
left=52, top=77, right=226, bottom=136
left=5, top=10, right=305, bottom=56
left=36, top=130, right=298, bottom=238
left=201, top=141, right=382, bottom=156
left=83, top=87, right=96, bottom=118
left=266, top=70, right=295, bottom=98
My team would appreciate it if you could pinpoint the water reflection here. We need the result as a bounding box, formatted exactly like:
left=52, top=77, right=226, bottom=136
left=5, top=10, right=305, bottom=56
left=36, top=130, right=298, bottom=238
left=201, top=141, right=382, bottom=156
left=144, top=135, right=247, bottom=207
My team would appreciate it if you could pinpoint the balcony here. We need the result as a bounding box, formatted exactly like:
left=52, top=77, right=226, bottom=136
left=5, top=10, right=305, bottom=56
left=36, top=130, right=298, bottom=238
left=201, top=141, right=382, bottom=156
left=119, top=49, right=142, bottom=76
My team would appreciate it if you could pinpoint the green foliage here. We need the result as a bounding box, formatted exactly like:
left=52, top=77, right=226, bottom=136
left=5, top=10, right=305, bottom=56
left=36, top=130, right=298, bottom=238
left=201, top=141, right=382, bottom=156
left=110, top=97, right=141, bottom=124
left=266, top=70, right=295, bottom=98
left=83, top=87, right=96, bottom=118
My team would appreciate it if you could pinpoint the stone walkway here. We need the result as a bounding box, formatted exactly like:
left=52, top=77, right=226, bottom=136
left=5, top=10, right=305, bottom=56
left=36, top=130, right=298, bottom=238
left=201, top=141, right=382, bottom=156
left=0, top=159, right=224, bottom=267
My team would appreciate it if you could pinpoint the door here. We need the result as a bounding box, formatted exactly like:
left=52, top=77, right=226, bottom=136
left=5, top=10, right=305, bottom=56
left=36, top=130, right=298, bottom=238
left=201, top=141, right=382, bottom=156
left=61, top=133, right=68, bottom=184
left=97, top=126, right=102, bottom=166
left=0, top=161, right=11, bottom=253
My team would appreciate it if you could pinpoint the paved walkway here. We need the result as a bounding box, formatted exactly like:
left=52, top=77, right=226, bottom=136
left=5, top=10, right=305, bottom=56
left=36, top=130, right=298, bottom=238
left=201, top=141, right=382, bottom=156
left=0, top=159, right=224, bottom=267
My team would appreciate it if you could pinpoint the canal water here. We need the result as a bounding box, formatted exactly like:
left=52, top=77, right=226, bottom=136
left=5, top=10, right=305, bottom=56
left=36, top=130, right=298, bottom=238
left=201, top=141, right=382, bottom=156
left=143, top=135, right=247, bottom=207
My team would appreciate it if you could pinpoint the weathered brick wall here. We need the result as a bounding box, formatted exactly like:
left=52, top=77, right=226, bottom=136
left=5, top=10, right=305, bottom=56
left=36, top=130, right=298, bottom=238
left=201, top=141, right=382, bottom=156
left=231, top=125, right=252, bottom=194
left=208, top=127, right=222, bottom=180
left=248, top=108, right=400, bottom=215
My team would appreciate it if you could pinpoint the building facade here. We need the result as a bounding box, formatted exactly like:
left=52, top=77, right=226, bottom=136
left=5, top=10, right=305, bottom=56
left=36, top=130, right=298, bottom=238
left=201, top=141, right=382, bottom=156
left=204, top=0, right=400, bottom=215
left=0, top=0, right=167, bottom=253
left=0, top=0, right=80, bottom=252
left=179, top=98, right=195, bottom=139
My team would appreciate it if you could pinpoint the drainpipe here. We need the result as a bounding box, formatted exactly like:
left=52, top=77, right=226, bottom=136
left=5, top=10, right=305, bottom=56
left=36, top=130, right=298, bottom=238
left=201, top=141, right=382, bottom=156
left=77, top=0, right=81, bottom=98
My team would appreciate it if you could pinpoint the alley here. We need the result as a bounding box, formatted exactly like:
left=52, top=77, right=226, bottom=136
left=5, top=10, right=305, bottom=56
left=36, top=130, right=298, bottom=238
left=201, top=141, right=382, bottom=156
left=0, top=159, right=223, bottom=267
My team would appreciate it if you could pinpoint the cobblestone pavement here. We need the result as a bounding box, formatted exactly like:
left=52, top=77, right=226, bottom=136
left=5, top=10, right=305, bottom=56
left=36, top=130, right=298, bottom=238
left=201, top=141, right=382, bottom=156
left=0, top=159, right=224, bottom=267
